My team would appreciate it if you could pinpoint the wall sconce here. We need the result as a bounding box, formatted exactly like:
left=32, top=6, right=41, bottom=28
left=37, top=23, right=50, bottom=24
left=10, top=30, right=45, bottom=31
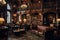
left=0, top=17, right=5, bottom=24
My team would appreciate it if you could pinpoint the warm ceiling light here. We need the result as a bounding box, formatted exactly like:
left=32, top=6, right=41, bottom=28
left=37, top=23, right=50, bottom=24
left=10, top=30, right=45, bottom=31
left=50, top=23, right=54, bottom=27
left=0, top=0, right=2, bottom=1
left=0, top=0, right=6, bottom=4
left=12, top=19, right=13, bottom=21
left=27, top=14, right=30, bottom=16
left=13, top=5, right=16, bottom=8
left=39, top=13, right=42, bottom=15
left=0, top=17, right=5, bottom=24
left=20, top=4, right=27, bottom=9
left=23, top=18, right=27, bottom=22
left=0, top=0, right=2, bottom=4
left=0, top=18, right=5, bottom=22
left=16, top=22, right=19, bottom=24
left=3, top=0, right=6, bottom=4
left=28, top=3, right=29, bottom=5
left=19, top=19, right=22, bottom=22
left=13, top=14, right=17, bottom=17
left=57, top=19, right=60, bottom=21
left=38, top=1, right=40, bottom=3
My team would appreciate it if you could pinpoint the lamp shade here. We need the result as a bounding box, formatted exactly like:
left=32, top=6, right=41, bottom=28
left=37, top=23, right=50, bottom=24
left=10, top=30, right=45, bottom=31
left=0, top=18, right=5, bottom=24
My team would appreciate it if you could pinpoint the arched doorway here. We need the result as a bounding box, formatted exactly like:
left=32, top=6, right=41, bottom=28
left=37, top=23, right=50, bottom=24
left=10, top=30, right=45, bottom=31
left=43, top=12, right=56, bottom=26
